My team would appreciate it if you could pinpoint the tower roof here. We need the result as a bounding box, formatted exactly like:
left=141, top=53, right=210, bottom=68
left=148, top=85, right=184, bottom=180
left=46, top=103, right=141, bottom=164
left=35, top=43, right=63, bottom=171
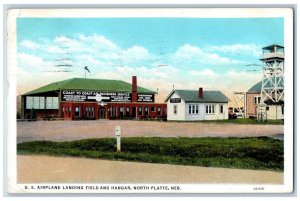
left=262, top=44, right=284, bottom=50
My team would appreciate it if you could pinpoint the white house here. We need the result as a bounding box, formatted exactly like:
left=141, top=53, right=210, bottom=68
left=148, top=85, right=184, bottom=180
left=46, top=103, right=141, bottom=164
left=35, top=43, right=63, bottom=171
left=165, top=88, right=229, bottom=121
left=256, top=101, right=284, bottom=120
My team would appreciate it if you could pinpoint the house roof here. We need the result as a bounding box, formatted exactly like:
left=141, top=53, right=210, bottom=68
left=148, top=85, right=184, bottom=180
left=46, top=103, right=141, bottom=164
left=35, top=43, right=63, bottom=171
left=165, top=90, right=228, bottom=103
left=247, top=82, right=262, bottom=93
left=24, top=78, right=155, bottom=96
left=247, top=79, right=284, bottom=94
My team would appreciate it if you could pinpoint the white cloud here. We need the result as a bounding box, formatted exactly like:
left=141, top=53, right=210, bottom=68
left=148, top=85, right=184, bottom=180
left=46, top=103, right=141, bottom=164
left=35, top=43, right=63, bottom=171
left=172, top=44, right=243, bottom=65
left=75, top=54, right=102, bottom=66
left=54, top=35, right=72, bottom=44
left=54, top=35, right=87, bottom=53
left=51, top=35, right=156, bottom=66
left=78, top=34, right=119, bottom=51
left=19, top=40, right=40, bottom=50
left=114, top=65, right=180, bottom=80
left=122, top=46, right=151, bottom=61
left=17, top=53, right=77, bottom=76
left=46, top=46, right=65, bottom=54
left=208, top=44, right=261, bottom=57
left=189, top=69, right=219, bottom=78
left=17, top=53, right=48, bottom=70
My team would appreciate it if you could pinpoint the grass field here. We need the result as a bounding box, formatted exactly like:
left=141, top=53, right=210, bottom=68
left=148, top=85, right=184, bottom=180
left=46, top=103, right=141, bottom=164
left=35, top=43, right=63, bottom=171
left=17, top=137, right=283, bottom=171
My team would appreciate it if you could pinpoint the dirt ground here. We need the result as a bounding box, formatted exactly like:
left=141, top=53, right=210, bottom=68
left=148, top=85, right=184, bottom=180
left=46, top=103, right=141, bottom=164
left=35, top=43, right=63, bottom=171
left=17, top=120, right=284, bottom=143
left=17, top=155, right=283, bottom=184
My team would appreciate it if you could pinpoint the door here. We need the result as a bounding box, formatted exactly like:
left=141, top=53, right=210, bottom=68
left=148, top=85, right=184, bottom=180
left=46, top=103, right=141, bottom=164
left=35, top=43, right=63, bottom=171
left=99, top=107, right=106, bottom=119
left=75, top=106, right=80, bottom=117
left=132, top=107, right=136, bottom=118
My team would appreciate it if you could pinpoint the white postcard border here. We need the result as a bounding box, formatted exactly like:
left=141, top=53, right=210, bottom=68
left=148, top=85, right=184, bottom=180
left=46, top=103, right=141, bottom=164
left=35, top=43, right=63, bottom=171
left=6, top=7, right=294, bottom=194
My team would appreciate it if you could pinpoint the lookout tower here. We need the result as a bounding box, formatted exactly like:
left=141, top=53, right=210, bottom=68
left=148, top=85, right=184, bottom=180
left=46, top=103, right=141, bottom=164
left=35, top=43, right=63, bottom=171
left=260, top=44, right=284, bottom=103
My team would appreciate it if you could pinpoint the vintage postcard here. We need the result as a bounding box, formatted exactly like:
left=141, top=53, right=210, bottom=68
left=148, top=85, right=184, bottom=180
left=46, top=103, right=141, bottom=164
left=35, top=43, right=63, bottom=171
left=6, top=8, right=294, bottom=194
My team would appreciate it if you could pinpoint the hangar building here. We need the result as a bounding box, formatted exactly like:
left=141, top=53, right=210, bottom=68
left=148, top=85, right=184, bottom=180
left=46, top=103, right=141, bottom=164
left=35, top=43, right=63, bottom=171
left=21, top=76, right=167, bottom=120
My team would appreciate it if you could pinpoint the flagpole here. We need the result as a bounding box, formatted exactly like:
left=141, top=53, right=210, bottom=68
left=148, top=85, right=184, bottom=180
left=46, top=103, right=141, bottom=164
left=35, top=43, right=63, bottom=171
left=84, top=66, right=90, bottom=78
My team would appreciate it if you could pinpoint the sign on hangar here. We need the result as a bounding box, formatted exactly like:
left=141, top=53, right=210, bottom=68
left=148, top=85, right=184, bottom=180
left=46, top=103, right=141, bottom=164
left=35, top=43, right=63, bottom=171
left=61, top=90, right=154, bottom=103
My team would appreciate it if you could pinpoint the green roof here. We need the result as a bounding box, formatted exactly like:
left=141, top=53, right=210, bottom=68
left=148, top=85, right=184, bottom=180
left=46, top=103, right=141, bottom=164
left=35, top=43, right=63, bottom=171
left=248, top=79, right=284, bottom=93
left=24, top=78, right=155, bottom=95
left=247, top=82, right=262, bottom=93
left=262, top=44, right=284, bottom=50
left=166, top=90, right=228, bottom=103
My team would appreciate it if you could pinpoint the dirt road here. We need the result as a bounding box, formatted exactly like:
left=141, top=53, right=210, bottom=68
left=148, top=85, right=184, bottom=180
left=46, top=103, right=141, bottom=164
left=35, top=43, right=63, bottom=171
left=17, top=155, right=283, bottom=184
left=17, top=120, right=284, bottom=143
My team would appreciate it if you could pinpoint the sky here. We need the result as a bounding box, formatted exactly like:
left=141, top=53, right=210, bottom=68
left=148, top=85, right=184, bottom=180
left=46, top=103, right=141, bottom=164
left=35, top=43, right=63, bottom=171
left=16, top=18, right=284, bottom=103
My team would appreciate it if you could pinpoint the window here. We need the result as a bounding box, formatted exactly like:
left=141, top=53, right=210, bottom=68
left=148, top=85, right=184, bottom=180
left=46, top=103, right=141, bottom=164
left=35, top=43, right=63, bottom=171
left=206, top=105, right=215, bottom=114
left=39, top=97, right=45, bottom=109
left=138, top=107, right=143, bottom=116
left=63, top=107, right=65, bottom=113
left=173, top=105, right=177, bottom=114
left=282, top=105, right=284, bottom=114
left=120, top=107, right=124, bottom=117
left=189, top=104, right=199, bottom=114
left=126, top=107, right=130, bottom=116
left=33, top=97, right=40, bottom=109
left=26, top=96, right=46, bottom=109
left=75, top=106, right=80, bottom=117
left=86, top=107, right=89, bottom=117
left=46, top=97, right=53, bottom=109
left=157, top=107, right=161, bottom=115
left=26, top=97, right=33, bottom=109
left=145, top=107, right=149, bottom=116
left=113, top=107, right=116, bottom=117
left=46, top=97, right=58, bottom=109
left=91, top=107, right=94, bottom=117
left=151, top=107, right=156, bottom=112
left=220, top=105, right=224, bottom=114
left=266, top=106, right=269, bottom=111
left=254, top=96, right=261, bottom=105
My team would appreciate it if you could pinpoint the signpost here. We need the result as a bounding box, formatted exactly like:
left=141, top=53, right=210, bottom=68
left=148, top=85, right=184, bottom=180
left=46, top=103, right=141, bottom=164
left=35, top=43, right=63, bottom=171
left=115, top=125, right=121, bottom=152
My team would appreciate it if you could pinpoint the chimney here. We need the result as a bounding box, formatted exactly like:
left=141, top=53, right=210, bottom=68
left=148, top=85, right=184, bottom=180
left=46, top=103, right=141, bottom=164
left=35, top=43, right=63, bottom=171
left=199, top=87, right=203, bottom=98
left=132, top=76, right=137, bottom=102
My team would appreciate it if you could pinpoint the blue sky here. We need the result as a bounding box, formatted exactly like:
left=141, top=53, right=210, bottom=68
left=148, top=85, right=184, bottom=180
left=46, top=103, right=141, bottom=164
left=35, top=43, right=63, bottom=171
left=16, top=17, right=284, bottom=102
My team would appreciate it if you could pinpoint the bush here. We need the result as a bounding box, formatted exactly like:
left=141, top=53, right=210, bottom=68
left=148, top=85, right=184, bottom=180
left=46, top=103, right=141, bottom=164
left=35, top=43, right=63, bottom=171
left=25, top=109, right=37, bottom=120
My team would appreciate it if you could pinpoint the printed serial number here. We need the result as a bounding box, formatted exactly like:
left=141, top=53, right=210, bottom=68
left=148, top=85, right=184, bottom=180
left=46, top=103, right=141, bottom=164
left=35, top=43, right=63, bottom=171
left=253, top=187, right=265, bottom=191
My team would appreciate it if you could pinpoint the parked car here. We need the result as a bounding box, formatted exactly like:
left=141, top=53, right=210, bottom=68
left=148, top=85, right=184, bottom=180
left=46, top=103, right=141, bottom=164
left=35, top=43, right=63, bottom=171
left=228, top=111, right=237, bottom=119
